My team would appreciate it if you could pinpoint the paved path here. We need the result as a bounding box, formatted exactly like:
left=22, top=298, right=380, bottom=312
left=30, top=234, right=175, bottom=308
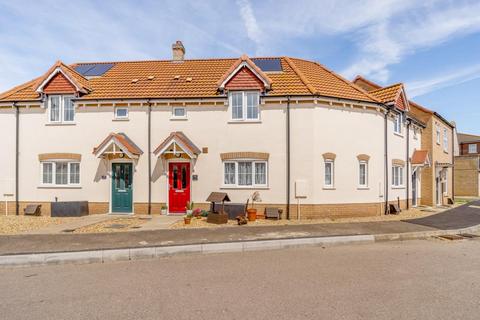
left=23, top=214, right=114, bottom=234
left=1, top=200, right=479, bottom=256
left=404, top=200, right=480, bottom=229
left=1, top=239, right=480, bottom=320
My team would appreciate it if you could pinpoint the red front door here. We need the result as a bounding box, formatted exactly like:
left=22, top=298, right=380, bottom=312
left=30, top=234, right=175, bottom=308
left=168, top=162, right=191, bottom=213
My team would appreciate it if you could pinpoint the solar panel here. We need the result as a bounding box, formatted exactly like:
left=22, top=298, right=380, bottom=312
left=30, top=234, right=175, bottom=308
left=252, top=58, right=282, bottom=72
left=75, top=63, right=114, bottom=76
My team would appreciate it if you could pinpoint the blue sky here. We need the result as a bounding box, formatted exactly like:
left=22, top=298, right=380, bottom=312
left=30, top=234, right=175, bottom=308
left=1, top=0, right=479, bottom=133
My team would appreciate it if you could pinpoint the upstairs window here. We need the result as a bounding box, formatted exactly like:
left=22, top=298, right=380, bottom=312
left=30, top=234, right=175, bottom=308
left=171, top=107, right=187, bottom=119
left=436, top=125, right=441, bottom=144
left=48, top=95, right=75, bottom=123
left=230, top=91, right=260, bottom=121
left=393, top=113, right=402, bottom=134
left=114, top=107, right=129, bottom=120
left=468, top=144, right=477, bottom=154
left=443, top=128, right=448, bottom=152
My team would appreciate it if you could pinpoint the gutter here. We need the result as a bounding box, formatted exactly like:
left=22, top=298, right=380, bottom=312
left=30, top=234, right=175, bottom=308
left=286, top=96, right=291, bottom=220
left=14, top=103, right=19, bottom=216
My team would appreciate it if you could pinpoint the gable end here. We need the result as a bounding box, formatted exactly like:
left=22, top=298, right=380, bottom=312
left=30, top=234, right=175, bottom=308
left=43, top=72, right=76, bottom=94
left=225, top=66, right=265, bottom=91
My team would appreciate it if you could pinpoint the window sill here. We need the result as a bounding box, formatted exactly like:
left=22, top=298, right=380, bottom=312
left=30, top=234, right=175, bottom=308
left=357, top=187, right=370, bottom=190
left=112, top=118, right=129, bottom=121
left=45, top=122, right=76, bottom=126
left=38, top=185, right=82, bottom=189
left=391, top=186, right=405, bottom=189
left=170, top=117, right=188, bottom=121
left=220, top=186, right=269, bottom=190
left=393, top=132, right=404, bottom=138
left=322, top=187, right=335, bottom=190
left=228, top=120, right=262, bottom=124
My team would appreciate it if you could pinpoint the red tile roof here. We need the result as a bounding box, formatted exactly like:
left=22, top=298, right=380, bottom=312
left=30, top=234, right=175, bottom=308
left=0, top=56, right=378, bottom=103
left=154, top=131, right=201, bottom=156
left=411, top=150, right=430, bottom=166
left=93, top=132, right=143, bottom=157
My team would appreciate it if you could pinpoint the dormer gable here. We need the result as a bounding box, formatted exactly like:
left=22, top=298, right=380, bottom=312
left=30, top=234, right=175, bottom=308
left=34, top=61, right=91, bottom=95
left=218, top=54, right=272, bottom=93
left=393, top=86, right=409, bottom=112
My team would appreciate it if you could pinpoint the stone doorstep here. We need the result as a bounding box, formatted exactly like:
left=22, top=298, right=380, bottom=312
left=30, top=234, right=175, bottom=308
left=1, top=224, right=479, bottom=268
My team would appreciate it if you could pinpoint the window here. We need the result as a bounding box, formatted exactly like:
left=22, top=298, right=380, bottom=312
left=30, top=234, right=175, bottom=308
left=436, top=125, right=441, bottom=144
left=392, top=165, right=404, bottom=187
left=324, top=160, right=334, bottom=188
left=48, top=95, right=75, bottom=123
left=172, top=107, right=186, bottom=119
left=222, top=160, right=267, bottom=187
left=443, top=128, right=448, bottom=152
left=394, top=113, right=402, bottom=134
left=229, top=91, right=260, bottom=121
left=468, top=144, right=478, bottom=154
left=413, top=128, right=418, bottom=140
left=359, top=161, right=368, bottom=187
left=41, top=161, right=80, bottom=186
left=114, top=107, right=129, bottom=120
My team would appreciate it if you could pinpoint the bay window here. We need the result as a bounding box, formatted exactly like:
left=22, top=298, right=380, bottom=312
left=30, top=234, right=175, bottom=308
left=229, top=91, right=260, bottom=121
left=41, top=161, right=80, bottom=186
left=223, top=160, right=267, bottom=187
left=48, top=95, right=75, bottom=123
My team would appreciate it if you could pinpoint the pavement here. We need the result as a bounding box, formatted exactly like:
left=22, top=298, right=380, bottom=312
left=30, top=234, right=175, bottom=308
left=2, top=239, right=480, bottom=319
left=1, top=200, right=480, bottom=267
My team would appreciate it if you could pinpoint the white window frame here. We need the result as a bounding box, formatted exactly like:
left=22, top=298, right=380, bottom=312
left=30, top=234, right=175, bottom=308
left=392, top=165, right=404, bottom=187
left=468, top=144, right=477, bottom=154
left=413, top=128, right=418, bottom=140
left=48, top=95, right=75, bottom=123
left=222, top=160, right=268, bottom=188
left=393, top=113, right=402, bottom=135
left=114, top=107, right=129, bottom=120
left=229, top=91, right=260, bottom=122
left=324, top=160, right=334, bottom=188
left=171, top=106, right=187, bottom=120
left=40, top=161, right=81, bottom=187
left=358, top=160, right=368, bottom=188
left=436, top=124, right=441, bottom=145
left=443, top=128, right=448, bottom=152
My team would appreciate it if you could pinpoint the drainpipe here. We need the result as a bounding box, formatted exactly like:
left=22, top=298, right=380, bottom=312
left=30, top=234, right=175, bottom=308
left=147, top=100, right=152, bottom=215
left=14, top=103, right=19, bottom=216
left=406, top=119, right=410, bottom=210
left=384, top=109, right=390, bottom=214
left=286, top=96, right=291, bottom=220
left=451, top=127, right=455, bottom=201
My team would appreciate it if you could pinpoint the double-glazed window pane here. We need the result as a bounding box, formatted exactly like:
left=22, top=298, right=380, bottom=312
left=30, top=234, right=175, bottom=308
left=55, top=162, right=68, bottom=185
left=42, top=163, right=53, bottom=184
left=392, top=166, right=403, bottom=186
left=69, top=163, right=80, bottom=184
left=325, top=161, right=333, bottom=186
left=63, top=96, right=75, bottom=122
left=173, top=107, right=185, bottom=118
left=469, top=144, right=477, bottom=154
left=255, top=162, right=266, bottom=185
left=224, top=163, right=236, bottom=185
left=359, top=162, right=367, bottom=186
left=231, top=92, right=243, bottom=119
left=50, top=96, right=60, bottom=122
left=238, top=161, right=252, bottom=186
left=246, top=92, right=259, bottom=119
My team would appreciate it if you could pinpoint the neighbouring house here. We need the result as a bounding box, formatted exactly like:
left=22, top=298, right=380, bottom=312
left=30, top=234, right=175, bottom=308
left=353, top=76, right=454, bottom=207
left=454, top=133, right=480, bottom=197
left=0, top=41, right=425, bottom=219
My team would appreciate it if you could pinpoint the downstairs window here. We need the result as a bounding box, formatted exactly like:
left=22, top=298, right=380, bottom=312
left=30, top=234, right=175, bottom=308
left=223, top=160, right=267, bottom=187
left=41, top=161, right=80, bottom=186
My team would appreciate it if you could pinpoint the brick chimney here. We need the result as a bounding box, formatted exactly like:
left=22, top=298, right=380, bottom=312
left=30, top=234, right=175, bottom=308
left=172, top=41, right=185, bottom=62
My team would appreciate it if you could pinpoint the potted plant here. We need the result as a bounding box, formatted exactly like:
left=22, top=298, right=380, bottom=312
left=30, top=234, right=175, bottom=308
left=247, top=191, right=262, bottom=221
left=184, top=212, right=193, bottom=225
left=161, top=205, right=168, bottom=215
left=193, top=208, right=202, bottom=219
left=186, top=201, right=194, bottom=215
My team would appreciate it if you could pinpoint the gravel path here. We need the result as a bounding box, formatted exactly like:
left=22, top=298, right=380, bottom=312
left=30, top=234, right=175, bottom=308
left=0, top=216, right=76, bottom=235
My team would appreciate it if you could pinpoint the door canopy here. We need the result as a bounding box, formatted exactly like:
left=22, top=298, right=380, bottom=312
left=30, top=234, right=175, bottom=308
left=411, top=150, right=430, bottom=167
left=93, top=132, right=143, bottom=159
left=154, top=131, right=201, bottom=159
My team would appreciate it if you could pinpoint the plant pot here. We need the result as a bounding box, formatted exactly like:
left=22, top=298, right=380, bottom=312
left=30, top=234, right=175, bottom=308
left=186, top=210, right=193, bottom=215
left=161, top=209, right=167, bottom=215
left=247, top=208, right=257, bottom=221
left=184, top=217, right=191, bottom=225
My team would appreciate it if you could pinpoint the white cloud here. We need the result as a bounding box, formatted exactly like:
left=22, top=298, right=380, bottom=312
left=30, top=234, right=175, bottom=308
left=236, top=0, right=263, bottom=54
left=406, top=64, right=480, bottom=97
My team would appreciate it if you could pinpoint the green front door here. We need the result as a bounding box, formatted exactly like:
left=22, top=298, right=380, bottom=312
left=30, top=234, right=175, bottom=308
left=111, top=163, right=133, bottom=213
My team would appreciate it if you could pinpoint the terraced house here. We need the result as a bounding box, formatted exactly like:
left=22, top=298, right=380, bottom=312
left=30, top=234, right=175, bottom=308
left=0, top=41, right=426, bottom=219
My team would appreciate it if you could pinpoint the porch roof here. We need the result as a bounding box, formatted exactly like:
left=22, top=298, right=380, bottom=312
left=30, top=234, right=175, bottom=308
left=411, top=150, right=430, bottom=167
left=153, top=131, right=201, bottom=158
left=93, top=132, right=143, bottom=159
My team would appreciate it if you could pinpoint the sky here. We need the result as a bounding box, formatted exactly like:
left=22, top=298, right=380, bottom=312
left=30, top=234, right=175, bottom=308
left=1, top=0, right=479, bottom=134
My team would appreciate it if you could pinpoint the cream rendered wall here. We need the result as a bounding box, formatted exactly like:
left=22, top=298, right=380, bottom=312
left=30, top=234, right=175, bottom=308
left=0, top=108, right=16, bottom=205
left=290, top=104, right=386, bottom=205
